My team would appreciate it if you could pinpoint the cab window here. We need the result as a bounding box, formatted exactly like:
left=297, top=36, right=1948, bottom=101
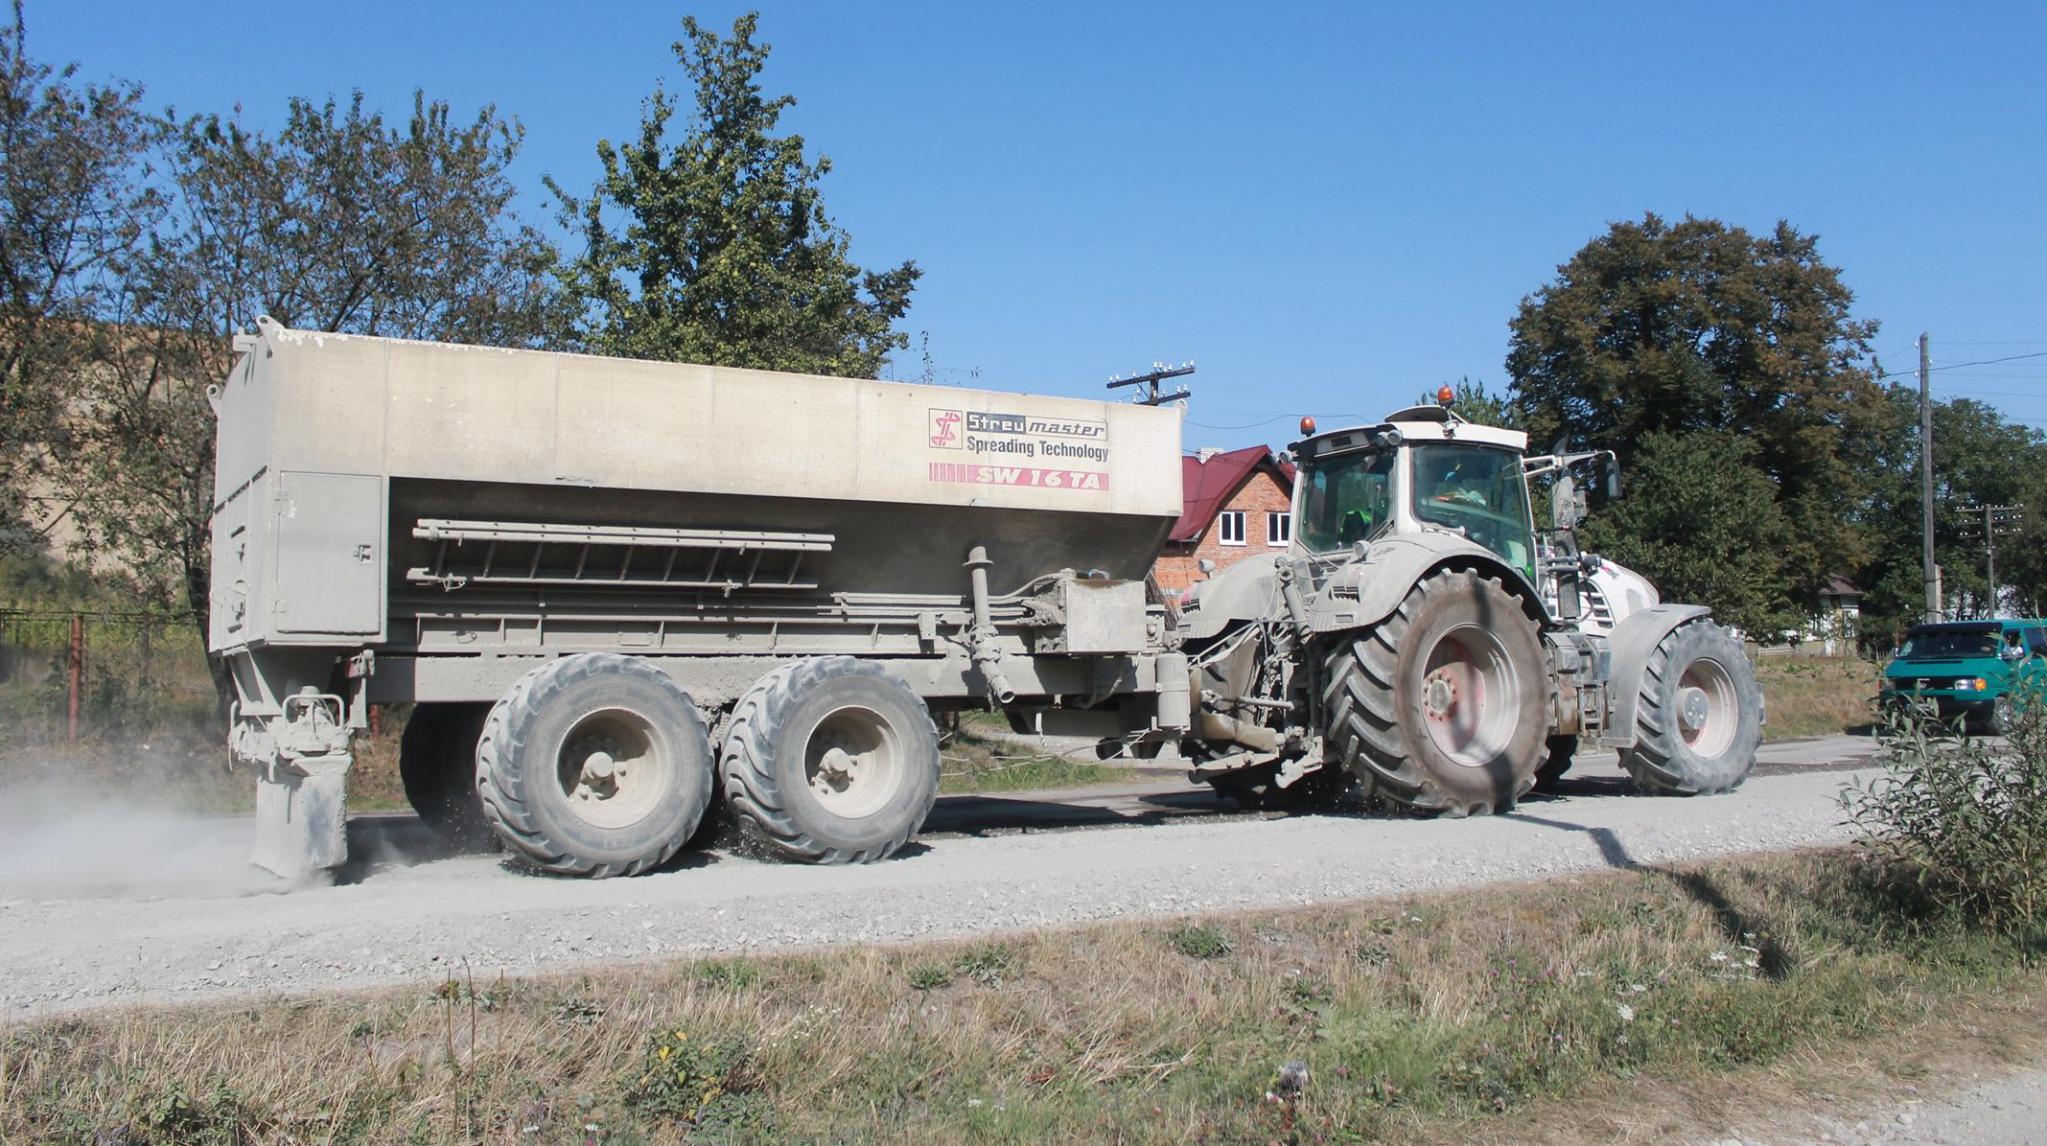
left=1298, top=449, right=1396, bottom=552
left=1411, top=445, right=1534, bottom=579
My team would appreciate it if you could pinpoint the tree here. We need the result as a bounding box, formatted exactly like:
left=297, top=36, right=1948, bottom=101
left=1506, top=214, right=1888, bottom=604
left=1855, top=390, right=2047, bottom=637
left=2004, top=476, right=2047, bottom=619
left=1413, top=377, right=1520, bottom=429
left=53, top=89, right=565, bottom=702
left=146, top=91, right=567, bottom=345
left=1579, top=430, right=1801, bottom=637
left=549, top=12, right=919, bottom=377
left=0, top=1, right=161, bottom=550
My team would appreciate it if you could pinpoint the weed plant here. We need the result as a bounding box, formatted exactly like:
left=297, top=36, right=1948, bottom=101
left=1844, top=681, right=2047, bottom=929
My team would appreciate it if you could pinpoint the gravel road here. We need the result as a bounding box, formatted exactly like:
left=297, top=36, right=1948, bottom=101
left=1698, top=1064, right=2047, bottom=1145
left=0, top=736, right=1876, bottom=1019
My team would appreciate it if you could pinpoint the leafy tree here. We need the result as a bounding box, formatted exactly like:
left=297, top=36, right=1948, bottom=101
left=1506, top=214, right=1888, bottom=604
left=1579, top=430, right=1801, bottom=637
left=1413, top=377, right=1520, bottom=429
left=0, top=1, right=161, bottom=549
left=147, top=91, right=567, bottom=344
left=1855, top=390, right=2047, bottom=637
left=2004, top=477, right=2047, bottom=619
left=548, top=12, right=919, bottom=377
left=52, top=89, right=564, bottom=702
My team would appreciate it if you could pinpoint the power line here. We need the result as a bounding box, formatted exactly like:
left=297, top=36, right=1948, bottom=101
left=1877, top=349, right=2047, bottom=382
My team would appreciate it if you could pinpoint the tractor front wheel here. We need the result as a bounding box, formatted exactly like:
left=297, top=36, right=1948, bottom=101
left=1617, top=621, right=1761, bottom=796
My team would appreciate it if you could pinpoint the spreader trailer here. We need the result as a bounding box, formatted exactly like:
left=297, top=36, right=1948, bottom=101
left=208, top=325, right=1761, bottom=879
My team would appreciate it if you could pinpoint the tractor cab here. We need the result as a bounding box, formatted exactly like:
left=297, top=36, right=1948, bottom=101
left=1291, top=405, right=1539, bottom=586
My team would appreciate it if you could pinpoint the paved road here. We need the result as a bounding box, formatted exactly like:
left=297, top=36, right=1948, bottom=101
left=0, top=735, right=1877, bottom=1018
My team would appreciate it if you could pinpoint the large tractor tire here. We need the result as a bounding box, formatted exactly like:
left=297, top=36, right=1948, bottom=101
left=1618, top=621, right=1761, bottom=796
left=398, top=702, right=496, bottom=850
left=1323, top=568, right=1548, bottom=815
left=475, top=653, right=715, bottom=877
left=720, top=657, right=940, bottom=864
left=1533, top=733, right=1577, bottom=791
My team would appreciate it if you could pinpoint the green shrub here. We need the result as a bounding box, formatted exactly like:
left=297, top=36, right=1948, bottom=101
left=907, top=964, right=953, bottom=990
left=626, top=1027, right=772, bottom=1136
left=1843, top=680, right=2047, bottom=929
left=1165, top=924, right=1233, bottom=960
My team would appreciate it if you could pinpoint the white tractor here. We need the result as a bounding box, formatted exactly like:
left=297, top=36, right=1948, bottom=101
left=1175, top=400, right=1763, bottom=810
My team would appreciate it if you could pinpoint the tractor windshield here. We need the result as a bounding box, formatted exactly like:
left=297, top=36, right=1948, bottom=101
left=1410, top=444, right=1535, bottom=580
left=1298, top=448, right=1396, bottom=552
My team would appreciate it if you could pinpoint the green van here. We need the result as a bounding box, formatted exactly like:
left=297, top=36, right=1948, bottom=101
left=1880, top=619, right=2047, bottom=733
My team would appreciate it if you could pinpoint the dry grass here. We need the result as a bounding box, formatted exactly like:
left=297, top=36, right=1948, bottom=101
left=6, top=849, right=2043, bottom=1143
left=1756, top=655, right=1882, bottom=740
left=937, top=720, right=1118, bottom=794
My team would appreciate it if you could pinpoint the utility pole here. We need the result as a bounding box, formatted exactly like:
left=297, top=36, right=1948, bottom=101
left=1919, top=334, right=1938, bottom=622
left=1980, top=504, right=2023, bottom=617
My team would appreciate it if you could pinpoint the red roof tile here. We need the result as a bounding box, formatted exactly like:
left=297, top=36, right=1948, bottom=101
left=1170, top=445, right=1292, bottom=542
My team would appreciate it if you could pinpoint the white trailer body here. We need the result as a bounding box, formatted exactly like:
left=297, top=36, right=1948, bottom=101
left=211, top=320, right=1189, bottom=876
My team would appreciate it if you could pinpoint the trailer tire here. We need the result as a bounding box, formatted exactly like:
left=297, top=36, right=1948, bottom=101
left=475, top=654, right=714, bottom=877
left=1534, top=734, right=1576, bottom=791
left=1618, top=621, right=1761, bottom=796
left=1323, top=568, right=1547, bottom=815
left=720, top=657, right=939, bottom=864
left=398, top=703, right=497, bottom=850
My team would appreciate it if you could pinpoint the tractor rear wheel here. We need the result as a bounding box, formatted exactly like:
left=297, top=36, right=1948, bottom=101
left=1617, top=621, right=1761, bottom=796
left=1323, top=569, right=1548, bottom=815
left=398, top=702, right=496, bottom=850
left=720, top=657, right=940, bottom=864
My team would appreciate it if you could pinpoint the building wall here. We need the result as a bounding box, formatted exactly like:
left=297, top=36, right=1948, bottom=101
left=1153, top=470, right=1293, bottom=596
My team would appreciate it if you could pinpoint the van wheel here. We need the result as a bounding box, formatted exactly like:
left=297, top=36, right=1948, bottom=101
left=721, top=657, right=939, bottom=863
left=475, top=654, right=714, bottom=877
left=1989, top=695, right=2016, bottom=736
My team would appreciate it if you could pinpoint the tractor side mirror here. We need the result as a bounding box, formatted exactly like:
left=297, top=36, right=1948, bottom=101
left=1552, top=472, right=1586, bottom=530
left=1605, top=458, right=1622, bottom=501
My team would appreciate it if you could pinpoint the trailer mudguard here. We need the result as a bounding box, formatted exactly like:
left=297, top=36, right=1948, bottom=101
left=1599, top=604, right=1712, bottom=748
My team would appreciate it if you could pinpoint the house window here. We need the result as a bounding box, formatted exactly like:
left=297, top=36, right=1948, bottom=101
left=1217, top=510, right=1247, bottom=546
left=1266, top=511, right=1291, bottom=547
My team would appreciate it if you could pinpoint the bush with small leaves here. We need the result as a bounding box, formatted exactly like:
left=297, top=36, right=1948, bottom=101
left=1844, top=680, right=2047, bottom=930
left=1166, top=924, right=1233, bottom=960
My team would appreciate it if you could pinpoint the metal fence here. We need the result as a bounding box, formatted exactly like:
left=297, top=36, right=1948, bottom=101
left=0, top=609, right=216, bottom=746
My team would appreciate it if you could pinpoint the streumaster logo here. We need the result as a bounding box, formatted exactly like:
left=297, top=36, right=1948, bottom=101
left=966, top=411, right=1106, bottom=439
left=929, top=409, right=963, bottom=448
left=926, top=405, right=1111, bottom=492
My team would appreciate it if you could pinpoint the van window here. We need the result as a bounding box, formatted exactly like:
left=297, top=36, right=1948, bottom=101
left=2027, top=627, right=2047, bottom=657
left=1898, top=628, right=2000, bottom=658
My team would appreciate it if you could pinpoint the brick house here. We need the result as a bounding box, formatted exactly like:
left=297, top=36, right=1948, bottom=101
left=1151, top=445, right=1296, bottom=598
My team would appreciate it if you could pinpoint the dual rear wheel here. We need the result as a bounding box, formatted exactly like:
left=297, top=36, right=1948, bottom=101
left=401, top=653, right=939, bottom=877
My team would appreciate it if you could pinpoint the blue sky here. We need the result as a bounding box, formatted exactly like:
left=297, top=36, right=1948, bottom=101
left=35, top=1, right=2047, bottom=449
